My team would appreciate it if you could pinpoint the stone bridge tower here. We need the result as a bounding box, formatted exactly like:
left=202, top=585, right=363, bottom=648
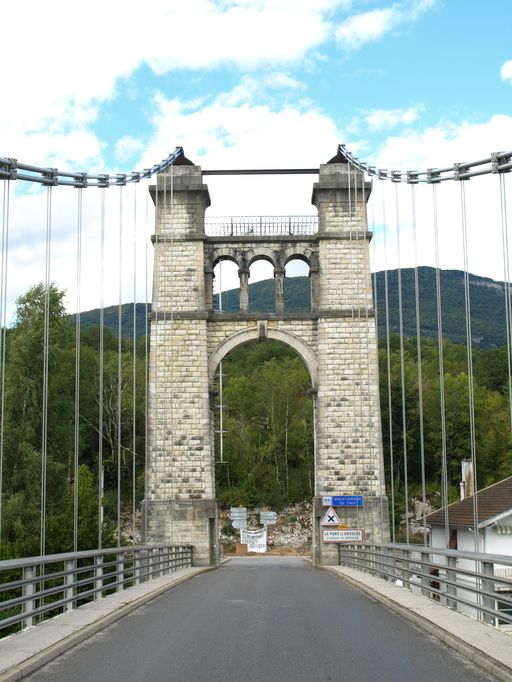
left=144, top=154, right=389, bottom=565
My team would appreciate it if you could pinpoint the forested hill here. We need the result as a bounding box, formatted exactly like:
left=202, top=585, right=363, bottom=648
left=75, top=267, right=510, bottom=348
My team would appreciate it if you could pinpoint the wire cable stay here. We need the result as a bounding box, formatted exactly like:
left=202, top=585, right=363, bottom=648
left=117, top=186, right=124, bottom=547
left=394, top=182, right=410, bottom=543
left=98, top=188, right=106, bottom=550
left=459, top=180, right=480, bottom=552
left=432, top=183, right=450, bottom=547
left=0, top=179, right=10, bottom=557
left=411, top=183, right=427, bottom=546
left=40, top=186, right=52, bottom=557
left=73, top=188, right=83, bottom=552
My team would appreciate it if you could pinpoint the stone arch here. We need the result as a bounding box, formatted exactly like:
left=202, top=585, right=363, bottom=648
left=208, top=327, right=318, bottom=390
left=246, top=247, right=277, bottom=268
left=282, top=246, right=314, bottom=268
left=211, top=247, right=242, bottom=269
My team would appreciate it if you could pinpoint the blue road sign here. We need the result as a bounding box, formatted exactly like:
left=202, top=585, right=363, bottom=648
left=331, top=495, right=363, bottom=507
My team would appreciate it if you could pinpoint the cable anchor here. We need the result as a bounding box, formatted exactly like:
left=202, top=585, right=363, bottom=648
left=42, top=168, right=58, bottom=186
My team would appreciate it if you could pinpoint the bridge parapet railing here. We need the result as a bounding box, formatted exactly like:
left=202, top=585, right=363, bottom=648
left=338, top=543, right=512, bottom=629
left=0, top=544, right=192, bottom=637
left=205, top=215, right=318, bottom=237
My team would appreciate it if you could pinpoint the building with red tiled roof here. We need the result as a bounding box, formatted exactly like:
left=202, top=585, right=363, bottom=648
left=426, top=476, right=512, bottom=559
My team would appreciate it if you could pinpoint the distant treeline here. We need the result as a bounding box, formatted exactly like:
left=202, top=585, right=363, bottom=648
left=74, top=267, right=511, bottom=349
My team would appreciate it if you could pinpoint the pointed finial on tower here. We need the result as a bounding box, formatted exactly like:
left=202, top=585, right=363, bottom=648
left=327, top=147, right=350, bottom=164
left=173, top=152, right=195, bottom=166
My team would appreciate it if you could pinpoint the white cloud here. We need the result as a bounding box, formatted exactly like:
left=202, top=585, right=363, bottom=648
left=3, top=78, right=342, bottom=315
left=336, top=6, right=399, bottom=50
left=365, top=106, right=422, bottom=132
left=115, top=136, right=146, bottom=163
left=143, top=86, right=341, bottom=216
left=366, top=114, right=512, bottom=284
left=501, top=60, right=512, bottom=84
left=335, top=0, right=436, bottom=50
left=0, top=1, right=345, bottom=169
left=371, top=114, right=512, bottom=170
left=264, top=72, right=306, bottom=91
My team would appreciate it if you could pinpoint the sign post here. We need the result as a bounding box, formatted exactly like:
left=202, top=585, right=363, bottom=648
left=320, top=506, right=341, bottom=526
left=321, top=495, right=363, bottom=507
left=229, top=507, right=247, bottom=530
left=322, top=529, right=364, bottom=543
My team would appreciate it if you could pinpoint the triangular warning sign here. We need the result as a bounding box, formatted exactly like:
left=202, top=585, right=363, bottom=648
left=321, top=506, right=341, bottom=526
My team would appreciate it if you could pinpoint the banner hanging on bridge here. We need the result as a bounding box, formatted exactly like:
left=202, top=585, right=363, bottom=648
left=240, top=528, right=267, bottom=553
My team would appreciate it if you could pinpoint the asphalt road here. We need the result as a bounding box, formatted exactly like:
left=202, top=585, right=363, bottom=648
left=27, top=557, right=493, bottom=682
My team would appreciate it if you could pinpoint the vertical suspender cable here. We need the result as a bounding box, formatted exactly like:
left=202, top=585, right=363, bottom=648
left=349, top=164, right=361, bottom=528
left=132, top=184, right=137, bottom=544
left=73, top=188, right=83, bottom=552
left=98, top=188, right=105, bottom=549
left=169, top=165, right=180, bottom=510
left=382, top=180, right=395, bottom=541
left=117, top=186, right=123, bottom=547
left=0, top=180, right=10, bottom=556
left=40, top=185, right=52, bottom=556
left=499, top=173, right=512, bottom=433
left=143, top=180, right=150, bottom=542
left=459, top=180, right=479, bottom=551
left=152, top=173, right=161, bottom=540
left=361, top=169, right=375, bottom=540
left=151, top=175, right=159, bottom=542
left=395, top=182, right=409, bottom=542
left=432, top=183, right=449, bottom=546
left=371, top=187, right=385, bottom=536
left=218, top=261, right=224, bottom=464
left=411, top=183, right=427, bottom=545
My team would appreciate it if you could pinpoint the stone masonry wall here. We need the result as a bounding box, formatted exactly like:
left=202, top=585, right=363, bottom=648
left=145, top=160, right=389, bottom=563
left=147, top=318, right=214, bottom=501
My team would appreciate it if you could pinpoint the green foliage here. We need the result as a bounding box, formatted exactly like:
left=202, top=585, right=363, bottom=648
left=379, top=335, right=512, bottom=533
left=0, top=284, right=141, bottom=560
left=4, top=267, right=512, bottom=557
left=214, top=340, right=314, bottom=510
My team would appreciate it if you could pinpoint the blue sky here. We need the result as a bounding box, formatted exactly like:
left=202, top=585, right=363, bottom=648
left=1, top=0, right=512, bottom=310
left=2, top=0, right=511, bottom=174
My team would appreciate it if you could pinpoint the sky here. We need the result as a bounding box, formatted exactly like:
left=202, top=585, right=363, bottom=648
left=1, top=0, right=512, bottom=313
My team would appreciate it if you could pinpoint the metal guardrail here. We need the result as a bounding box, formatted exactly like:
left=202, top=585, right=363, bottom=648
left=205, top=215, right=318, bottom=236
left=338, top=543, right=512, bottom=628
left=0, top=544, right=192, bottom=635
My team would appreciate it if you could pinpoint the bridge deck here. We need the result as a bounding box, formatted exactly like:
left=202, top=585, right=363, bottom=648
left=6, top=557, right=506, bottom=682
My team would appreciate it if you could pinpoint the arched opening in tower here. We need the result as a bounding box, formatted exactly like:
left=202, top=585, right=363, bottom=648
left=212, top=339, right=314, bottom=553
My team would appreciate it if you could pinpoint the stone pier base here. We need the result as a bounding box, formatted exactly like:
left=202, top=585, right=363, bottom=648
left=312, top=496, right=390, bottom=566
left=143, top=498, right=219, bottom=567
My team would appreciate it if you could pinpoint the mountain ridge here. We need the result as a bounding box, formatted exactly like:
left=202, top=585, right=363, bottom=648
left=74, top=267, right=510, bottom=348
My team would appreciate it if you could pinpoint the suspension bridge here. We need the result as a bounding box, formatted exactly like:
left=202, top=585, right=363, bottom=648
left=0, top=145, right=511, bottom=680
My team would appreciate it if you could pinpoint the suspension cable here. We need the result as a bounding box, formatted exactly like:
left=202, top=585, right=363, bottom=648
left=432, top=183, right=450, bottom=546
left=132, top=183, right=138, bottom=545
left=73, top=188, right=83, bottom=552
left=1, top=146, right=511, bottom=186
left=371, top=186, right=386, bottom=537
left=411, top=183, right=427, bottom=545
left=0, top=179, right=10, bottom=556
left=40, top=185, right=52, bottom=556
left=382, top=179, right=396, bottom=541
left=499, top=173, right=512, bottom=435
left=117, top=186, right=123, bottom=547
left=143, top=179, right=150, bottom=542
left=361, top=168, right=376, bottom=541
left=98, top=188, right=105, bottom=549
left=395, top=182, right=410, bottom=543
left=0, top=148, right=185, bottom=187
left=459, top=179, right=480, bottom=552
